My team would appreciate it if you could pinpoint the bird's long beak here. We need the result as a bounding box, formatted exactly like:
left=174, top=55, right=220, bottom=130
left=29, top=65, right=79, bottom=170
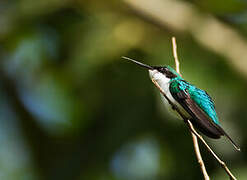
left=122, top=56, right=153, bottom=70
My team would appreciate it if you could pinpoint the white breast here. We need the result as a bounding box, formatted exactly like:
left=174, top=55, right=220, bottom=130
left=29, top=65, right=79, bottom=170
left=149, top=70, right=190, bottom=119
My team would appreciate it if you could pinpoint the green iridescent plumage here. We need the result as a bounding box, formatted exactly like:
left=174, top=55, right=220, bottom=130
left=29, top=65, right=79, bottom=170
left=169, top=78, right=220, bottom=125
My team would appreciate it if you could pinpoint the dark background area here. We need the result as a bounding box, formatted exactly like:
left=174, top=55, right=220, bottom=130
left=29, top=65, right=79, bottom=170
left=0, top=0, right=247, bottom=179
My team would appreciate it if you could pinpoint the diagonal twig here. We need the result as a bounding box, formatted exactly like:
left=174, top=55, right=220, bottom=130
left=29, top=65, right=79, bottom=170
left=186, top=120, right=237, bottom=180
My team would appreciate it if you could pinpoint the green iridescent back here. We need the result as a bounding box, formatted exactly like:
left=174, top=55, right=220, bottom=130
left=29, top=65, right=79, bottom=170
left=169, top=78, right=220, bottom=125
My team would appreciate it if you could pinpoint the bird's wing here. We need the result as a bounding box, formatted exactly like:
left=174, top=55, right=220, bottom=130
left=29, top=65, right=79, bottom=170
left=169, top=80, right=240, bottom=151
left=169, top=80, right=223, bottom=139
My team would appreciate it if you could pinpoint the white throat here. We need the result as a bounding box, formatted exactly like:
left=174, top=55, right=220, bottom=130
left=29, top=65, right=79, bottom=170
left=149, top=69, right=171, bottom=93
left=149, top=69, right=190, bottom=119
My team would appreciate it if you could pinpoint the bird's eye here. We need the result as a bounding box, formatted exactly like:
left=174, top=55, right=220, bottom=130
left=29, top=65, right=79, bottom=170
left=159, top=67, right=167, bottom=73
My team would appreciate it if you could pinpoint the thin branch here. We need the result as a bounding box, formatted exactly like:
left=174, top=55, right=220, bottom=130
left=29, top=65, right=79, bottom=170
left=172, top=37, right=180, bottom=75
left=186, top=121, right=237, bottom=180
left=191, top=130, right=209, bottom=180
left=151, top=37, right=237, bottom=180
left=172, top=36, right=209, bottom=180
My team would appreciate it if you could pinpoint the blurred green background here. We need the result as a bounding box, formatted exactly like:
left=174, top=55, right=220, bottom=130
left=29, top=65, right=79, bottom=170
left=1, top=0, right=247, bottom=179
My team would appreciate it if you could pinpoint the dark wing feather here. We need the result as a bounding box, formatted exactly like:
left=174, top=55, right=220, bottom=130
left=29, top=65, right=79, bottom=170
left=173, top=90, right=223, bottom=139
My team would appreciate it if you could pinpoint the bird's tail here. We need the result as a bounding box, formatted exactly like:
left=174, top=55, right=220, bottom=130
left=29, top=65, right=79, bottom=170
left=217, top=126, right=241, bottom=151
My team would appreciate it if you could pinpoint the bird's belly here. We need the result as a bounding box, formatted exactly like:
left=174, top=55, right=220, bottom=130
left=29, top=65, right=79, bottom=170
left=160, top=91, right=191, bottom=120
left=153, top=76, right=191, bottom=120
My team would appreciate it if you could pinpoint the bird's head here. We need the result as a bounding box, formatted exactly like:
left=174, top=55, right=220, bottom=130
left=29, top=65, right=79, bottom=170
left=123, top=57, right=182, bottom=84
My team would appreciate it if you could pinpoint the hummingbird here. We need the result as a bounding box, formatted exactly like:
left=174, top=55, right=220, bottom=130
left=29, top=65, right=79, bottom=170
left=123, top=56, right=240, bottom=151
